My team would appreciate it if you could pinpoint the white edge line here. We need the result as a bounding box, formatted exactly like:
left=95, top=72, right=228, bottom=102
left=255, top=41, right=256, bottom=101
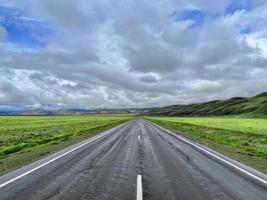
left=136, top=175, right=143, bottom=200
left=138, top=135, right=141, bottom=141
left=147, top=121, right=267, bottom=186
left=0, top=122, right=127, bottom=189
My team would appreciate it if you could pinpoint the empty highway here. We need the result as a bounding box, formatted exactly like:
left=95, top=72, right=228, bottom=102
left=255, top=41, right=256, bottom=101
left=0, top=118, right=266, bottom=200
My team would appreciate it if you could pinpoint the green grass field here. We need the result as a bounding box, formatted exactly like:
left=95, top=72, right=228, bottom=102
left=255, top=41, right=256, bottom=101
left=146, top=116, right=267, bottom=173
left=0, top=115, right=133, bottom=175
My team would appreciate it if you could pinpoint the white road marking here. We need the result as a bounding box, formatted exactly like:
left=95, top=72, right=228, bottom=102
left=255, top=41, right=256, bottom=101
left=0, top=123, right=126, bottom=189
left=136, top=175, right=143, bottom=200
left=138, top=135, right=141, bottom=141
left=149, top=121, right=267, bottom=186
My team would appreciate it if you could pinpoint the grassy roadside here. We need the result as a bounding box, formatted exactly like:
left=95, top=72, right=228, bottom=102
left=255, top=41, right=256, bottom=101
left=0, top=115, right=133, bottom=175
left=145, top=117, right=267, bottom=173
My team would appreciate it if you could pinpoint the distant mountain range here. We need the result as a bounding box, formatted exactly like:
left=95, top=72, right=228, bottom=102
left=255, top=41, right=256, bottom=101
left=1, top=92, right=267, bottom=117
left=0, top=108, right=150, bottom=116
left=147, top=92, right=267, bottom=117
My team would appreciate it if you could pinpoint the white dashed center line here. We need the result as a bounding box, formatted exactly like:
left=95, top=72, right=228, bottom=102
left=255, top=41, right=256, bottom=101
left=136, top=175, right=143, bottom=200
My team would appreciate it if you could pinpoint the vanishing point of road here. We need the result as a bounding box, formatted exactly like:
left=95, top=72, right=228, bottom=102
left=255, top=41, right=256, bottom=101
left=0, top=118, right=267, bottom=200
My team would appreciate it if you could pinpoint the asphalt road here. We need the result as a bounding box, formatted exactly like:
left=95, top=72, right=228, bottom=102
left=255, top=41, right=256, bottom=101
left=0, top=118, right=267, bottom=200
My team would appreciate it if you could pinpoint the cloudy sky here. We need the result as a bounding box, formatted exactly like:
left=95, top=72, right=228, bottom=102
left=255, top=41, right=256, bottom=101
left=0, top=0, right=267, bottom=110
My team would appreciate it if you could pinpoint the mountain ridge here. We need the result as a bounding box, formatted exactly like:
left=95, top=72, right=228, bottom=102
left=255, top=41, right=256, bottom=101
left=1, top=92, right=267, bottom=116
left=147, top=92, right=267, bottom=117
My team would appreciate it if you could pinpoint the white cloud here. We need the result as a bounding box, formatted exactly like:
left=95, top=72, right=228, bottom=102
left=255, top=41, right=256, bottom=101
left=0, top=0, right=267, bottom=109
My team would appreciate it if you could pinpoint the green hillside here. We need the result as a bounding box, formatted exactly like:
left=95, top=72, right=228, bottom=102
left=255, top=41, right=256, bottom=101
left=148, top=92, right=267, bottom=117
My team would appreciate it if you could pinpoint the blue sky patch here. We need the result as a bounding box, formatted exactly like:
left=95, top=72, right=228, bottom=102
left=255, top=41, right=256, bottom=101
left=174, top=9, right=206, bottom=27
left=240, top=25, right=253, bottom=34
left=0, top=6, right=53, bottom=48
left=173, top=9, right=220, bottom=28
left=225, top=0, right=254, bottom=14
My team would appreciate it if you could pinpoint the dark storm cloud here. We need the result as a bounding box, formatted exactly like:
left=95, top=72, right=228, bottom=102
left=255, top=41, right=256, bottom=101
left=127, top=44, right=181, bottom=73
left=0, top=0, right=267, bottom=109
left=139, top=75, right=158, bottom=83
left=0, top=80, right=28, bottom=105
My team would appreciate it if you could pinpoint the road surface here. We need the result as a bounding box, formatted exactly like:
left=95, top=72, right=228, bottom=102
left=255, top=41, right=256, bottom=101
left=0, top=118, right=266, bottom=200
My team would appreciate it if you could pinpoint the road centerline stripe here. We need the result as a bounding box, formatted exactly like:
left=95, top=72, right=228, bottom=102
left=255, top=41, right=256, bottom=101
left=136, top=175, right=143, bottom=200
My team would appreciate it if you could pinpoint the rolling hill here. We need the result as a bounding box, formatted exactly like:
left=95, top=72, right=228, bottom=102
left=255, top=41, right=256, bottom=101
left=1, top=92, right=267, bottom=117
left=147, top=92, right=267, bottom=117
left=0, top=108, right=149, bottom=116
